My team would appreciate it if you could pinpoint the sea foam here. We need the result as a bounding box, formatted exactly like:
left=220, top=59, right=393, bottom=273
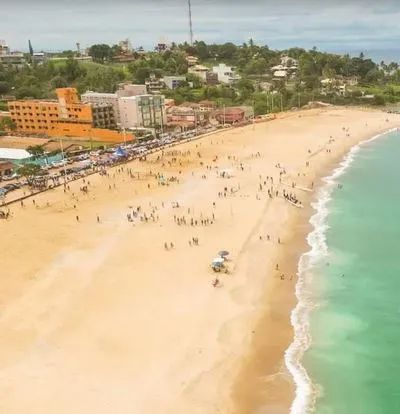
left=285, top=128, right=397, bottom=414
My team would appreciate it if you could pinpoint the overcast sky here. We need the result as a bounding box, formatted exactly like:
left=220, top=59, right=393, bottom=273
left=2, top=0, right=400, bottom=61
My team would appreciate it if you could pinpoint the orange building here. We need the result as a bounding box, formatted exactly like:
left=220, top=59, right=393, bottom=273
left=8, top=88, right=133, bottom=143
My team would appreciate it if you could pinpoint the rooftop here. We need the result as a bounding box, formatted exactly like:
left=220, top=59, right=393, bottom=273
left=0, top=148, right=31, bottom=160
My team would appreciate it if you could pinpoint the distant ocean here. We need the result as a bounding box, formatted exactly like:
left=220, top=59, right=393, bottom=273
left=286, top=129, right=400, bottom=413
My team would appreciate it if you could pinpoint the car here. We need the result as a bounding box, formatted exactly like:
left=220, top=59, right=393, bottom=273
left=2, top=173, right=19, bottom=181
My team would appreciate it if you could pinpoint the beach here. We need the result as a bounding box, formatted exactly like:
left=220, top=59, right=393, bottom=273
left=0, top=107, right=398, bottom=414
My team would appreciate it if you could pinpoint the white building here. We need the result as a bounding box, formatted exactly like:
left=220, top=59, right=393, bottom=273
left=0, top=40, right=10, bottom=56
left=212, top=63, right=240, bottom=84
left=188, top=64, right=209, bottom=82
left=119, top=95, right=166, bottom=129
left=81, top=84, right=149, bottom=124
left=163, top=76, right=186, bottom=89
left=116, top=83, right=147, bottom=97
left=81, top=92, right=120, bottom=123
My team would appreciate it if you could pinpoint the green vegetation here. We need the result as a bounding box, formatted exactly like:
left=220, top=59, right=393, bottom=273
left=1, top=40, right=400, bottom=114
left=17, top=163, right=41, bottom=178
left=0, top=116, right=16, bottom=132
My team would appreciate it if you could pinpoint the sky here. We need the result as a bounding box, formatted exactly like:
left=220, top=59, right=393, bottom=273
left=2, top=0, right=400, bottom=61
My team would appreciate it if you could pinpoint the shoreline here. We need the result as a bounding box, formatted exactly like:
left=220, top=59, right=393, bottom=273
left=0, top=109, right=399, bottom=414
left=229, top=123, right=400, bottom=414
left=286, top=127, right=398, bottom=414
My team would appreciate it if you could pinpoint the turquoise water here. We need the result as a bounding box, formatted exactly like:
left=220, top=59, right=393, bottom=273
left=303, top=130, right=400, bottom=414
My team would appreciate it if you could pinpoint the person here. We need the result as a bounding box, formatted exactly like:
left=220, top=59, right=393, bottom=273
left=76, top=215, right=79, bottom=222
left=212, top=278, right=220, bottom=288
left=97, top=215, right=100, bottom=223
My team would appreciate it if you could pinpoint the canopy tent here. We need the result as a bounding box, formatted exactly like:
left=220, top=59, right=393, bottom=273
left=114, top=146, right=127, bottom=157
left=0, top=148, right=31, bottom=161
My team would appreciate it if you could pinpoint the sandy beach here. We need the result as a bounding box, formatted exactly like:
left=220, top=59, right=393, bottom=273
left=0, top=107, right=398, bottom=414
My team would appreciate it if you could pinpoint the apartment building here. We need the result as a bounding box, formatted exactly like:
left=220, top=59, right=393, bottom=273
left=82, top=83, right=148, bottom=123
left=91, top=104, right=116, bottom=129
left=119, top=95, right=166, bottom=129
left=8, top=88, right=131, bottom=143
left=81, top=91, right=119, bottom=123
left=212, top=63, right=241, bottom=84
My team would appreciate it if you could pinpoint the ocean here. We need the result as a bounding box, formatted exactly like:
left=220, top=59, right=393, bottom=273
left=286, top=129, right=400, bottom=414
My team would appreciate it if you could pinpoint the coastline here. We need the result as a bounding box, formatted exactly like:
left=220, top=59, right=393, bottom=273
left=286, top=127, right=398, bottom=414
left=0, top=109, right=399, bottom=413
left=230, top=123, right=400, bottom=414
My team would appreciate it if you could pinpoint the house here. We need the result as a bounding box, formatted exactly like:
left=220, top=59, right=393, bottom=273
left=145, top=74, right=165, bottom=94
left=188, top=64, right=209, bottom=82
left=32, top=52, right=47, bottom=64
left=186, top=55, right=198, bottom=66
left=163, top=76, right=187, bottom=90
left=0, top=161, right=15, bottom=178
left=212, top=63, right=240, bottom=84
left=273, top=70, right=288, bottom=80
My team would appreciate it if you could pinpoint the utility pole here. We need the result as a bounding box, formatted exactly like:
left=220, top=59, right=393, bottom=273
left=188, top=0, right=194, bottom=46
left=59, top=138, right=67, bottom=184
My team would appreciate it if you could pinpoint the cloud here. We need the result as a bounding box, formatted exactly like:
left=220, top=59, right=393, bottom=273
left=1, top=0, right=400, bottom=60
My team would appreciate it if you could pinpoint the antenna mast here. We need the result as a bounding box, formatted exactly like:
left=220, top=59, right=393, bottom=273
left=188, top=0, right=194, bottom=46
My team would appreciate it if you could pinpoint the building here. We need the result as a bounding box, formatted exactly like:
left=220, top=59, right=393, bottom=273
left=119, top=95, right=166, bottom=129
left=206, top=72, right=218, bottom=85
left=186, top=55, right=198, bottom=66
left=0, top=148, right=31, bottom=162
left=273, top=70, right=288, bottom=80
left=0, top=52, right=26, bottom=68
left=155, top=41, right=169, bottom=53
left=214, top=107, right=245, bottom=124
left=117, top=83, right=147, bottom=97
left=82, top=84, right=149, bottom=124
left=0, top=40, right=10, bottom=55
left=91, top=104, right=116, bottom=129
left=118, top=39, right=133, bottom=54
left=0, top=111, right=11, bottom=121
left=188, top=64, right=209, bottom=82
left=166, top=105, right=205, bottom=126
left=145, top=74, right=165, bottom=94
left=8, top=88, right=132, bottom=143
left=198, top=100, right=217, bottom=112
left=81, top=91, right=120, bottom=123
left=163, top=76, right=187, bottom=90
left=212, top=63, right=240, bottom=84
left=32, top=52, right=47, bottom=64
left=0, top=161, right=14, bottom=178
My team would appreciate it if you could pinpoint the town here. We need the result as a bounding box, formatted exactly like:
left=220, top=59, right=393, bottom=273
left=1, top=35, right=400, bottom=200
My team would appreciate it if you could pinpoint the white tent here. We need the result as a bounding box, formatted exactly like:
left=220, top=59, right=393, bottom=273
left=0, top=148, right=31, bottom=161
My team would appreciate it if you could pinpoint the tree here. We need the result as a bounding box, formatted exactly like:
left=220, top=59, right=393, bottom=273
left=0, top=117, right=16, bottom=132
left=17, top=163, right=41, bottom=178
left=0, top=81, right=10, bottom=94
left=27, top=145, right=45, bottom=157
left=61, top=58, right=86, bottom=82
left=88, top=44, right=112, bottom=63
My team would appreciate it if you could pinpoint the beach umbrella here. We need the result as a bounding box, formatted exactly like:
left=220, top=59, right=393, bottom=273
left=218, top=250, right=229, bottom=257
